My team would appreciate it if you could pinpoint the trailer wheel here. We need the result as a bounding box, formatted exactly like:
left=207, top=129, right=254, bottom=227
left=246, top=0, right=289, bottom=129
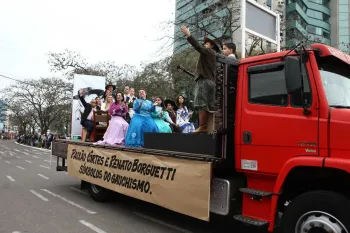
left=281, top=190, right=350, bottom=233
left=87, top=183, right=111, bottom=202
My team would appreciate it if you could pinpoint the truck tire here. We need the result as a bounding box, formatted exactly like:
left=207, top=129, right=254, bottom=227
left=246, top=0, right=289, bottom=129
left=87, top=183, right=111, bottom=202
left=281, top=190, right=350, bottom=233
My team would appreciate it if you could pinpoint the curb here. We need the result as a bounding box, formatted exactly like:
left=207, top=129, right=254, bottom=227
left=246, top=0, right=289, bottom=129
left=14, top=141, right=51, bottom=152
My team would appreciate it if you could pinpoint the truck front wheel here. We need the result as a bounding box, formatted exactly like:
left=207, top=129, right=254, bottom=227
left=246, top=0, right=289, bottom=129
left=87, top=183, right=111, bottom=202
left=281, top=190, right=350, bottom=233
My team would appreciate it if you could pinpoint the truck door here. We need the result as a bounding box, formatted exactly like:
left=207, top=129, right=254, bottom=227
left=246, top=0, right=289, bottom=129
left=239, top=60, right=319, bottom=174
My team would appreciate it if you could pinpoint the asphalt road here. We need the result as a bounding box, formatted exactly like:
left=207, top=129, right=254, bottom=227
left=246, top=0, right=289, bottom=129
left=0, top=140, right=267, bottom=233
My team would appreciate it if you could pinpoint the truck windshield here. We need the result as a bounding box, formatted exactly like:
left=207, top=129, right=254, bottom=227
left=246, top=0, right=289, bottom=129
left=319, top=70, right=350, bottom=108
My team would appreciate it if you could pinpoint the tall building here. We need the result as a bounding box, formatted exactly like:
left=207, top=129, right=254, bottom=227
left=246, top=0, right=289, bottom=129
left=174, top=0, right=284, bottom=54
left=173, top=0, right=233, bottom=53
left=285, top=0, right=331, bottom=48
left=330, top=0, right=350, bottom=52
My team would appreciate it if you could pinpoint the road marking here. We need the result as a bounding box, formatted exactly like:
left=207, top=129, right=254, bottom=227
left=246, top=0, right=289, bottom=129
left=41, top=189, right=97, bottom=214
left=25, top=160, right=32, bottom=163
left=5, top=161, right=10, bottom=164
left=44, top=160, right=51, bottom=163
left=12, top=231, right=21, bottom=233
left=32, top=155, right=39, bottom=158
left=16, top=166, right=25, bottom=170
left=38, top=174, right=49, bottom=180
left=14, top=149, right=21, bottom=152
left=70, top=187, right=88, bottom=195
left=16, top=156, right=20, bottom=159
left=133, top=212, right=193, bottom=233
left=79, top=220, right=106, bottom=233
left=22, top=152, right=29, bottom=155
left=14, top=142, right=50, bottom=152
left=6, top=176, right=15, bottom=182
left=40, top=165, right=50, bottom=169
left=30, top=190, right=48, bottom=202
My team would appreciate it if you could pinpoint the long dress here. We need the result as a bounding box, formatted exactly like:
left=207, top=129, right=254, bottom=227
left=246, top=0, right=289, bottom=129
left=176, top=106, right=195, bottom=133
left=151, top=106, right=173, bottom=133
left=125, top=98, right=159, bottom=147
left=94, top=102, right=129, bottom=145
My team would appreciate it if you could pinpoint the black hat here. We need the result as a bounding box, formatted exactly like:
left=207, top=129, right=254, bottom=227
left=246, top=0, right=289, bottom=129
left=105, top=83, right=116, bottom=90
left=204, top=37, right=220, bottom=53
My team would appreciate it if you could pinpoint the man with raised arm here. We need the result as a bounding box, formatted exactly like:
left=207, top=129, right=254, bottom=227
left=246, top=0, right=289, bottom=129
left=180, top=25, right=220, bottom=134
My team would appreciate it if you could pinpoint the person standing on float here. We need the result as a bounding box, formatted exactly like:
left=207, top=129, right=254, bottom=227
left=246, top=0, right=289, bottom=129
left=180, top=25, right=220, bottom=134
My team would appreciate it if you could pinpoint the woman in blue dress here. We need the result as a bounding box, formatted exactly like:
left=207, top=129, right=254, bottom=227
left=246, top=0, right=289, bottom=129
left=125, top=89, right=159, bottom=147
left=151, top=97, right=175, bottom=133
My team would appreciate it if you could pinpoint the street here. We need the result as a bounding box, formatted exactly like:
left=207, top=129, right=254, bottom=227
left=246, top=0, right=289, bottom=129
left=0, top=140, right=266, bottom=233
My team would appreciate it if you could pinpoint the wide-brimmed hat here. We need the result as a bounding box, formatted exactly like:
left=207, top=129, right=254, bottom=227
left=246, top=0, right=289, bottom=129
left=164, top=99, right=177, bottom=110
left=204, top=37, right=220, bottom=53
left=105, top=83, right=116, bottom=90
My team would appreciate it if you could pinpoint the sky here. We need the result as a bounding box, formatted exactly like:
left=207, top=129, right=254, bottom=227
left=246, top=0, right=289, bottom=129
left=0, top=0, right=175, bottom=88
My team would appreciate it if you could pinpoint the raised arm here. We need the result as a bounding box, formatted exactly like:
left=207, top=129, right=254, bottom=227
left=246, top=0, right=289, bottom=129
left=181, top=25, right=212, bottom=56
left=78, top=90, right=88, bottom=108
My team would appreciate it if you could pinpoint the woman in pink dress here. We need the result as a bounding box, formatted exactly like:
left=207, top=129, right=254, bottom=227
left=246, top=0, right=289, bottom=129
left=94, top=92, right=129, bottom=145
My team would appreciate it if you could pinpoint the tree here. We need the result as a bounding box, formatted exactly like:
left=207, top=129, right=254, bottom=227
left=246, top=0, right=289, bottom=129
left=131, top=58, right=176, bottom=99
left=5, top=100, right=35, bottom=135
left=48, top=49, right=137, bottom=84
left=3, top=77, right=72, bottom=134
left=167, top=48, right=199, bottom=101
left=158, top=0, right=240, bottom=54
left=49, top=104, right=71, bottom=134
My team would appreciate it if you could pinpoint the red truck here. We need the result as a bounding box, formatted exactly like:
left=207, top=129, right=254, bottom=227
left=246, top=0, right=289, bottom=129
left=52, top=43, right=350, bottom=233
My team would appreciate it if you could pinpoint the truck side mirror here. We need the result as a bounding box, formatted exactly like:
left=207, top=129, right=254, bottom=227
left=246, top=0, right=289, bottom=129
left=285, top=56, right=302, bottom=94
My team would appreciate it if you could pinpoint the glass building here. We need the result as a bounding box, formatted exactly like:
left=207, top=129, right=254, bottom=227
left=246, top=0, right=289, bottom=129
left=173, top=0, right=232, bottom=53
left=330, top=0, right=350, bottom=52
left=285, top=0, right=331, bottom=48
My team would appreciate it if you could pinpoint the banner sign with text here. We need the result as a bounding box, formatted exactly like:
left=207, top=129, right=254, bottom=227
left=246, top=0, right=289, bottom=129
left=67, top=144, right=212, bottom=221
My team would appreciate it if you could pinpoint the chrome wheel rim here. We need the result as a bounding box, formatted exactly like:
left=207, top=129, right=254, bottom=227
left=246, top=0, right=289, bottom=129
left=91, top=184, right=101, bottom=194
left=295, top=211, right=348, bottom=233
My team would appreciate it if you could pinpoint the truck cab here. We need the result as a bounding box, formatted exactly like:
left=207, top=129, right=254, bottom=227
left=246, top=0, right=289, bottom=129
left=231, top=44, right=350, bottom=233
left=53, top=43, right=350, bottom=233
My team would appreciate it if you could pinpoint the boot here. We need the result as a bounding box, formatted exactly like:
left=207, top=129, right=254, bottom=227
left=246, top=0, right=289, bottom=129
left=85, top=132, right=91, bottom=142
left=193, top=111, right=208, bottom=134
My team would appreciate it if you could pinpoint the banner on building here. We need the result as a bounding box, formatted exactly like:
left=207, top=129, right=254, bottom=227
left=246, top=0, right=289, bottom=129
left=71, top=74, right=106, bottom=137
left=67, top=144, right=212, bottom=221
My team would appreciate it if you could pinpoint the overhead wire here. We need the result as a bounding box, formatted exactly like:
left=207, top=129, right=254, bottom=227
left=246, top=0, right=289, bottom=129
left=0, top=74, right=35, bottom=86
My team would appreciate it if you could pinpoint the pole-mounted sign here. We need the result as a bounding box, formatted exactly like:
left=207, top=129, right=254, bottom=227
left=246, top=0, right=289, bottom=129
left=241, top=0, right=281, bottom=58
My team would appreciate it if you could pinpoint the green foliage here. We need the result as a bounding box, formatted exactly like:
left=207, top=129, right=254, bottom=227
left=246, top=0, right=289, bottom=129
left=168, top=48, right=199, bottom=102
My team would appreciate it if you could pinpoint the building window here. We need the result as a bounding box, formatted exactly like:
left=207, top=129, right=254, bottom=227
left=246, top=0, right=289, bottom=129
left=339, top=20, right=349, bottom=28
left=339, top=13, right=348, bottom=21
left=323, top=31, right=330, bottom=39
left=339, top=0, right=348, bottom=4
left=309, top=0, right=329, bottom=6
left=248, top=64, right=288, bottom=106
left=266, top=0, right=272, bottom=8
left=307, top=25, right=322, bottom=36
left=339, top=28, right=349, bottom=36
left=339, top=7, right=349, bottom=13
left=307, top=9, right=323, bottom=20
left=339, top=35, right=350, bottom=44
